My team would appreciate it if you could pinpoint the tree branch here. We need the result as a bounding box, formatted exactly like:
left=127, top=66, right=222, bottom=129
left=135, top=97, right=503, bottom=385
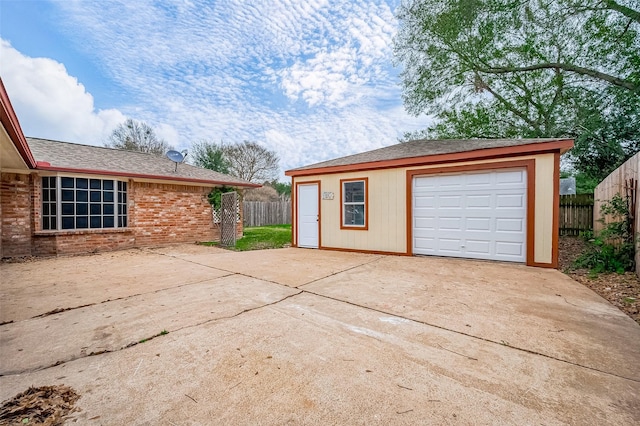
left=474, top=74, right=542, bottom=133
left=477, top=63, right=638, bottom=92
left=603, top=0, right=640, bottom=24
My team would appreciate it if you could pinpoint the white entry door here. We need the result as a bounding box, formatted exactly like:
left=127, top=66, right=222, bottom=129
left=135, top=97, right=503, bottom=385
left=413, top=169, right=527, bottom=262
left=297, top=183, right=319, bottom=248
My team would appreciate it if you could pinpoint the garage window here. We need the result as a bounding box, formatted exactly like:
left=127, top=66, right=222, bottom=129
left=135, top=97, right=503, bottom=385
left=41, top=176, right=128, bottom=230
left=341, top=178, right=368, bottom=229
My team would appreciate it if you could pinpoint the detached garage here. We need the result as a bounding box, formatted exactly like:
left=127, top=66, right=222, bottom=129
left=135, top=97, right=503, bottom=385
left=285, top=138, right=573, bottom=268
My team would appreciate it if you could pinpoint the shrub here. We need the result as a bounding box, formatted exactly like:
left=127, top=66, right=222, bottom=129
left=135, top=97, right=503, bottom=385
left=208, top=186, right=235, bottom=209
left=574, top=193, right=636, bottom=274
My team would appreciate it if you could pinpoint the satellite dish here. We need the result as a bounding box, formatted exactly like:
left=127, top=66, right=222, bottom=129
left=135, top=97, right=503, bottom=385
left=166, top=150, right=185, bottom=172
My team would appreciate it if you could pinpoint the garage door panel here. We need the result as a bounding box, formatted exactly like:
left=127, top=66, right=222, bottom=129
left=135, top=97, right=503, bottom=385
left=466, top=194, right=492, bottom=208
left=466, top=217, right=491, bottom=231
left=414, top=237, right=436, bottom=251
left=414, top=216, right=435, bottom=230
left=465, top=240, right=491, bottom=255
left=438, top=195, right=463, bottom=208
left=439, top=217, right=462, bottom=230
left=438, top=174, right=466, bottom=187
left=414, top=177, right=438, bottom=189
left=496, top=218, right=524, bottom=232
left=413, top=169, right=526, bottom=263
left=496, top=170, right=526, bottom=185
left=466, top=173, right=492, bottom=186
left=438, top=238, right=463, bottom=253
left=414, top=195, right=436, bottom=208
left=496, top=193, right=525, bottom=208
left=496, top=241, right=524, bottom=257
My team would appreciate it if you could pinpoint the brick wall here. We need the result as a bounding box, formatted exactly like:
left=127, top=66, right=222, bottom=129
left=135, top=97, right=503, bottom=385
left=1, top=173, right=33, bottom=257
left=130, top=182, right=220, bottom=246
left=1, top=177, right=227, bottom=258
left=33, top=230, right=136, bottom=256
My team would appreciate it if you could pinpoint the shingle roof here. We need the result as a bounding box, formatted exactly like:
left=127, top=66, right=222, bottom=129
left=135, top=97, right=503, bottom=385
left=287, top=138, right=573, bottom=173
left=27, top=138, right=258, bottom=187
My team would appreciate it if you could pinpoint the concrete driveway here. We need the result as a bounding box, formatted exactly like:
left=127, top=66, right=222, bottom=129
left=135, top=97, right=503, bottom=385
left=1, top=246, right=639, bottom=425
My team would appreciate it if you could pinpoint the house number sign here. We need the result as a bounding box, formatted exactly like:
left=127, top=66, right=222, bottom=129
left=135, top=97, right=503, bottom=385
left=322, top=192, right=334, bottom=200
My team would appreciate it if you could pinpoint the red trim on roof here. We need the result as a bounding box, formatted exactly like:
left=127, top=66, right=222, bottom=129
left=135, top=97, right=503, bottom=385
left=35, top=165, right=261, bottom=188
left=0, top=78, right=37, bottom=168
left=286, top=139, right=574, bottom=177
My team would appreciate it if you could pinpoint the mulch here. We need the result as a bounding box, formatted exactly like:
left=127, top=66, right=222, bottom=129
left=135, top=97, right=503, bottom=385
left=559, top=236, right=640, bottom=325
left=0, top=386, right=80, bottom=426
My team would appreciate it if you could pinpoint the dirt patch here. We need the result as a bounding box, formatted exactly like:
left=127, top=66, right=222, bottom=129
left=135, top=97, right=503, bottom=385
left=0, top=385, right=80, bottom=426
left=560, top=236, right=640, bottom=325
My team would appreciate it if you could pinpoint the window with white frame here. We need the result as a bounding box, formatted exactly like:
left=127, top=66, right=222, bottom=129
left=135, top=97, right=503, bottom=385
left=41, top=177, right=128, bottom=230
left=342, top=179, right=367, bottom=228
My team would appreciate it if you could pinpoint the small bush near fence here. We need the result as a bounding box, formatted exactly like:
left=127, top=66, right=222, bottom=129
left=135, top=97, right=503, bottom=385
left=243, top=201, right=291, bottom=227
left=560, top=194, right=594, bottom=236
left=575, top=194, right=636, bottom=274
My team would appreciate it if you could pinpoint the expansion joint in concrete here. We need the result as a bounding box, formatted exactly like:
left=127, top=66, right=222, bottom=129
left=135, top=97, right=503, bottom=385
left=300, top=289, right=640, bottom=384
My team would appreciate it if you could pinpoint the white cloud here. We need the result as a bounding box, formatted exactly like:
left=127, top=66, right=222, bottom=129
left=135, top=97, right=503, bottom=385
left=0, top=40, right=127, bottom=145
left=3, top=0, right=433, bottom=181
left=155, top=123, right=181, bottom=149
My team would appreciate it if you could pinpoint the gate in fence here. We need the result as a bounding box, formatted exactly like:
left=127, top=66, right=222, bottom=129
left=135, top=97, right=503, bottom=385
left=559, top=194, right=594, bottom=236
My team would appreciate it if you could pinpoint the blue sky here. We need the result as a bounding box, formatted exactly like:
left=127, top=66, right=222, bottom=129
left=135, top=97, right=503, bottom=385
left=0, top=0, right=430, bottom=180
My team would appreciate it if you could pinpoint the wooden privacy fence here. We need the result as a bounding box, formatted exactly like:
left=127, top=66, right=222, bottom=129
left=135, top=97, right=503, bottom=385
left=559, top=194, right=594, bottom=236
left=593, top=152, right=640, bottom=276
left=243, top=201, right=291, bottom=227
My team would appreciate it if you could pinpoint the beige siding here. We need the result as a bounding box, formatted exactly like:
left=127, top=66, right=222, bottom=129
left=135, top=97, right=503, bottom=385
left=532, top=154, right=555, bottom=264
left=296, top=169, right=407, bottom=252
left=293, top=153, right=557, bottom=264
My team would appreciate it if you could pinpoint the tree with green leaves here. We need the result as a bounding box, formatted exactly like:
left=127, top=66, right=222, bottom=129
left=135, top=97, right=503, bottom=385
left=191, top=140, right=230, bottom=174
left=569, top=89, right=640, bottom=180
left=106, top=118, right=172, bottom=155
left=271, top=180, right=291, bottom=199
left=394, top=0, right=639, bottom=181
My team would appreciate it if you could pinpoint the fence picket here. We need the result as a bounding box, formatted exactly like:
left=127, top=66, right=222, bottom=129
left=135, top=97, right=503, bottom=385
left=243, top=201, right=292, bottom=227
left=559, top=194, right=594, bottom=236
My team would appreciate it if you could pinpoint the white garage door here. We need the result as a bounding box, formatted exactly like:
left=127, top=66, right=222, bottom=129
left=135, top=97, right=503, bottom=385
left=413, top=169, right=527, bottom=262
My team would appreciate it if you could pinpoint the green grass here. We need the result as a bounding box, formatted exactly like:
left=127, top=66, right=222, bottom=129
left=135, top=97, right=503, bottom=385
left=197, top=224, right=292, bottom=251
left=234, top=224, right=292, bottom=251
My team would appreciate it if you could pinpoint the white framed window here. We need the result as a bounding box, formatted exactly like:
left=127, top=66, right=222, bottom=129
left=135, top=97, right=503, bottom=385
left=341, top=178, right=368, bottom=229
left=41, top=176, right=128, bottom=231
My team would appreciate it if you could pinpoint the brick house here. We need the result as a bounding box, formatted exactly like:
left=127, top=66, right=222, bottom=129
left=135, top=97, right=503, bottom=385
left=0, top=80, right=258, bottom=258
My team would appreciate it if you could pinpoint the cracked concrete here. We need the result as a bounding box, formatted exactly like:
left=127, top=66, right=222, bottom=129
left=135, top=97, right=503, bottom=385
left=0, top=275, right=298, bottom=375
left=1, top=245, right=639, bottom=424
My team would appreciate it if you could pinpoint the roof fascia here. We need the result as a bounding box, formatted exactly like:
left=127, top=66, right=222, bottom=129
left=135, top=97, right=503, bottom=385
left=0, top=79, right=37, bottom=168
left=34, top=165, right=261, bottom=188
left=285, top=139, right=574, bottom=177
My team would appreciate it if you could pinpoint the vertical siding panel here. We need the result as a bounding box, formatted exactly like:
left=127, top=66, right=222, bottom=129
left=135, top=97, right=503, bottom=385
left=397, top=169, right=406, bottom=251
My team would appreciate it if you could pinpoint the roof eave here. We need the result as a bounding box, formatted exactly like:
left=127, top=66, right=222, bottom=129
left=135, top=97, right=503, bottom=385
left=286, top=139, right=574, bottom=177
left=0, top=79, right=37, bottom=168
left=34, top=164, right=261, bottom=188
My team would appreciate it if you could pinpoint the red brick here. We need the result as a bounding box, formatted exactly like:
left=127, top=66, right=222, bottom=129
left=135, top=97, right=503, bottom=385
left=1, top=175, right=236, bottom=258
